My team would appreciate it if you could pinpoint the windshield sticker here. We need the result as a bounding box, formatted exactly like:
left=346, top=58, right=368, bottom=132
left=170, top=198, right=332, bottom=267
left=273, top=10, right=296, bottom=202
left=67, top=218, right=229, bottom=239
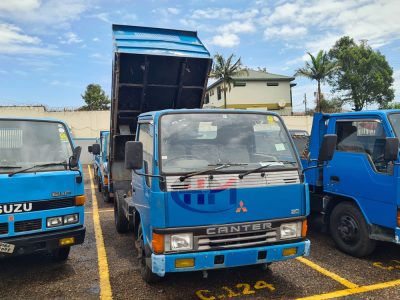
left=162, top=155, right=168, bottom=160
left=275, top=143, right=285, bottom=151
left=260, top=162, right=284, bottom=167
left=58, top=128, right=65, bottom=133
left=267, top=116, right=275, bottom=124
left=60, top=132, right=68, bottom=141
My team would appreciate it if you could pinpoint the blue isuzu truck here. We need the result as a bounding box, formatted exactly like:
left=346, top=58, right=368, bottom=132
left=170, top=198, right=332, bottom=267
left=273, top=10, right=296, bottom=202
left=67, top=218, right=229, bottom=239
left=300, top=111, right=400, bottom=257
left=108, top=25, right=335, bottom=282
left=90, top=130, right=111, bottom=202
left=0, top=118, right=85, bottom=261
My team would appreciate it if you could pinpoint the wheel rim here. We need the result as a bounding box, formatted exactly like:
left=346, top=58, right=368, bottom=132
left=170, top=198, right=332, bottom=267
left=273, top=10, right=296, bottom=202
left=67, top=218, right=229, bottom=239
left=336, top=214, right=360, bottom=245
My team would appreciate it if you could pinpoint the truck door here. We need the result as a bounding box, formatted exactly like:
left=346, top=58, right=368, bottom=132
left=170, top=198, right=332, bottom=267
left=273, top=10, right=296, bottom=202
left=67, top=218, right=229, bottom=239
left=324, top=117, right=397, bottom=229
left=132, top=123, right=154, bottom=219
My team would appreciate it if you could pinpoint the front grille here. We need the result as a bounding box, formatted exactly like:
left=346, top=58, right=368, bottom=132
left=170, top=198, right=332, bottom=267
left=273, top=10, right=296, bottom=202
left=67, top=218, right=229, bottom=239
left=0, top=198, right=75, bottom=216
left=35, top=198, right=75, bottom=210
left=14, top=219, right=42, bottom=233
left=0, top=223, right=8, bottom=235
left=196, top=229, right=278, bottom=251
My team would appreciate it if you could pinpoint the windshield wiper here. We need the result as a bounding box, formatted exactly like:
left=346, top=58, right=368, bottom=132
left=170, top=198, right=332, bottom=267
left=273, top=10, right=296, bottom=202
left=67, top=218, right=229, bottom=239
left=238, top=161, right=297, bottom=179
left=8, top=162, right=68, bottom=177
left=179, top=163, right=247, bottom=182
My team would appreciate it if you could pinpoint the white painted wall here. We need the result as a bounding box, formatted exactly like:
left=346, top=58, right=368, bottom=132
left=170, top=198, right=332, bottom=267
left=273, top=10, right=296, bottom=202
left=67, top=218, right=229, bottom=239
left=204, top=81, right=292, bottom=110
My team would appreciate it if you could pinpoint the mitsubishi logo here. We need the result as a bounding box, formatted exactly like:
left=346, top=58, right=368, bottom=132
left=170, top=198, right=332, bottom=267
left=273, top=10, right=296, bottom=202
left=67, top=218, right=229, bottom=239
left=236, top=200, right=248, bottom=213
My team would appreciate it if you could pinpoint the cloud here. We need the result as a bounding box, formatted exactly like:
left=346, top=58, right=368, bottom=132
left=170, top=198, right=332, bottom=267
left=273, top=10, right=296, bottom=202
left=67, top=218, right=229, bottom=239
left=192, top=7, right=259, bottom=21
left=264, top=25, right=307, bottom=40
left=262, top=0, right=400, bottom=50
left=218, top=21, right=256, bottom=34
left=166, top=7, right=180, bottom=15
left=0, top=23, right=40, bottom=45
left=0, top=0, right=89, bottom=29
left=59, top=32, right=82, bottom=44
left=93, top=12, right=110, bottom=23
left=0, top=23, right=61, bottom=55
left=209, top=33, right=240, bottom=48
left=92, top=37, right=99, bottom=42
left=394, top=69, right=400, bottom=100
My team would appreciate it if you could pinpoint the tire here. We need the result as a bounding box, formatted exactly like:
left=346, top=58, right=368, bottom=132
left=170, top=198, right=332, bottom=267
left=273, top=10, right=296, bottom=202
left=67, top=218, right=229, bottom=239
left=103, top=191, right=111, bottom=203
left=98, top=181, right=102, bottom=192
left=114, top=194, right=129, bottom=233
left=329, top=202, right=376, bottom=257
left=137, top=223, right=161, bottom=283
left=52, top=246, right=70, bottom=262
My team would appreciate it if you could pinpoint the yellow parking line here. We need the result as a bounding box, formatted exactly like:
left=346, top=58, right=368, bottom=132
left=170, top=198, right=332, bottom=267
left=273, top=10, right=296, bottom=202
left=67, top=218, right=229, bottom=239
left=296, top=279, right=400, bottom=300
left=85, top=209, right=114, bottom=214
left=296, top=257, right=359, bottom=289
left=88, top=166, right=113, bottom=300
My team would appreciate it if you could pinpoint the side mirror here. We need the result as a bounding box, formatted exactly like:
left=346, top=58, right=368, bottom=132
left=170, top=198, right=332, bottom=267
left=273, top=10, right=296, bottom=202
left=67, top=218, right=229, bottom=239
left=125, top=141, right=143, bottom=170
left=92, top=143, right=100, bottom=155
left=318, top=134, right=337, bottom=162
left=384, top=137, right=399, bottom=161
left=70, top=146, right=82, bottom=168
left=88, top=145, right=93, bottom=153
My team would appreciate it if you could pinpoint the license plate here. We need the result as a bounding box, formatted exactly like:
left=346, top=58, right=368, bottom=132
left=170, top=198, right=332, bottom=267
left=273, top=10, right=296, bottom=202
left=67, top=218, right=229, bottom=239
left=0, top=242, right=15, bottom=254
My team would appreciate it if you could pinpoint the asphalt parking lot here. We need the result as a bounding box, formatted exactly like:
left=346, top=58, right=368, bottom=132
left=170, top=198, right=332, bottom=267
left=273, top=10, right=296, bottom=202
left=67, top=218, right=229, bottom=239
left=0, top=165, right=399, bottom=300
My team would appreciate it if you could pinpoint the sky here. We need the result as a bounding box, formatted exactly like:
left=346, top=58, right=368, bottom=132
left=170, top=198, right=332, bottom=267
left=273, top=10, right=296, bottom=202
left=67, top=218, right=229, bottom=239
left=0, top=0, right=400, bottom=112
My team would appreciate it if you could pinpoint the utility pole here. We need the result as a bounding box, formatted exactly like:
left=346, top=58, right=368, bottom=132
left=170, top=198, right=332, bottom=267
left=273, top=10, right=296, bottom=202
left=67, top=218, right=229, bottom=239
left=303, top=93, right=307, bottom=115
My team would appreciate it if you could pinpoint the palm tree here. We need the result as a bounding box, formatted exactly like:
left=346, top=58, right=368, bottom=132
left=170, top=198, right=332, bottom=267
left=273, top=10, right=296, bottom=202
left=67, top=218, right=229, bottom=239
left=295, top=51, right=339, bottom=112
left=210, top=54, right=248, bottom=109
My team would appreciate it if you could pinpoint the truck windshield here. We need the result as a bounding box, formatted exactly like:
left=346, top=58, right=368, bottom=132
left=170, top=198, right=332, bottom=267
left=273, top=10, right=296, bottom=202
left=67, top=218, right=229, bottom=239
left=388, top=113, right=400, bottom=137
left=160, top=113, right=298, bottom=174
left=0, top=120, right=73, bottom=174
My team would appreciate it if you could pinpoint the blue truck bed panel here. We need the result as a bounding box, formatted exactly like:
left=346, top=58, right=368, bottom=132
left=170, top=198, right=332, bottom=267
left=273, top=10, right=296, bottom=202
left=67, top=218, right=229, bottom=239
left=112, top=24, right=210, bottom=58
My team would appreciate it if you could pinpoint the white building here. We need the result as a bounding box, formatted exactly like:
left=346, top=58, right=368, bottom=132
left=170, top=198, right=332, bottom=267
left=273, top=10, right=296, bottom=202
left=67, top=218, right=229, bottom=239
left=203, top=69, right=296, bottom=115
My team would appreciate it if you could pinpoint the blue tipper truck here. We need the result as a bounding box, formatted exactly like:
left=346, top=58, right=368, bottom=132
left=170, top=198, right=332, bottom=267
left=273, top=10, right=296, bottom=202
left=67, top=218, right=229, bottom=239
left=89, top=130, right=111, bottom=202
left=0, top=117, right=85, bottom=261
left=109, top=25, right=334, bottom=283
left=301, top=111, right=400, bottom=257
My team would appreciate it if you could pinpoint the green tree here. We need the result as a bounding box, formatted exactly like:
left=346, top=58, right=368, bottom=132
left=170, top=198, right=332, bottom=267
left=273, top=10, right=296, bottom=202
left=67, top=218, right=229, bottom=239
left=295, top=51, right=339, bottom=112
left=328, top=36, right=394, bottom=111
left=210, top=53, right=248, bottom=108
left=80, top=84, right=110, bottom=110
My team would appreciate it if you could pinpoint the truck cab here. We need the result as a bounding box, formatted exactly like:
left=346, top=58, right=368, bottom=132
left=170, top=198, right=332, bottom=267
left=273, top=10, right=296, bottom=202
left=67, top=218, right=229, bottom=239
left=122, top=109, right=316, bottom=282
left=0, top=118, right=85, bottom=261
left=302, top=111, right=400, bottom=257
left=91, top=131, right=111, bottom=202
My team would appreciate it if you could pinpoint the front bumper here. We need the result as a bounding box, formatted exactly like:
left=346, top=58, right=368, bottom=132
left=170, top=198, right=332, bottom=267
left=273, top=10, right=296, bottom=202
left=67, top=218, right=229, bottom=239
left=0, top=226, right=85, bottom=257
left=151, top=239, right=310, bottom=277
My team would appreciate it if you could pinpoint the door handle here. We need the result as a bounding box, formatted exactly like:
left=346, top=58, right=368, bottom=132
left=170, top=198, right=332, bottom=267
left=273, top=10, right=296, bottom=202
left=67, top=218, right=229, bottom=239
left=330, top=176, right=340, bottom=183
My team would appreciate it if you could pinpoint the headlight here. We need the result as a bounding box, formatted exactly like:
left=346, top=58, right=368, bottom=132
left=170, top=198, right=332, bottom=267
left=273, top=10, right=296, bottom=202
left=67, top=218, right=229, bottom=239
left=165, top=233, right=193, bottom=252
left=47, top=216, right=63, bottom=228
left=280, top=222, right=302, bottom=239
left=64, top=214, right=79, bottom=225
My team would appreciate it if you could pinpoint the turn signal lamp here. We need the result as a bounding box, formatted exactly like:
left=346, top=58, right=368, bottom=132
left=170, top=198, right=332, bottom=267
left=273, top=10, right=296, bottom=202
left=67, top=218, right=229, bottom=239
left=175, top=258, right=195, bottom=268
left=103, top=176, right=108, bottom=185
left=302, top=219, right=308, bottom=238
left=59, top=237, right=75, bottom=246
left=283, top=247, right=298, bottom=257
left=152, top=233, right=165, bottom=254
left=75, top=195, right=86, bottom=206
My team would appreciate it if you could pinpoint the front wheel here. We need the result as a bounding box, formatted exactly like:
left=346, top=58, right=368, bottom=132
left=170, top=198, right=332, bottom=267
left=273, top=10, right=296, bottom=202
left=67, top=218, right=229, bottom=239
left=330, top=202, right=376, bottom=257
left=52, top=246, right=70, bottom=262
left=137, top=223, right=161, bottom=283
left=114, top=194, right=129, bottom=233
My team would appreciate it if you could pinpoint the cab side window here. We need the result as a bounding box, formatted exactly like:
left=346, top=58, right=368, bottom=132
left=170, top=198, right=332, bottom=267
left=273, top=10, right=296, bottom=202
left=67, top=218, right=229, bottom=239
left=137, top=123, right=154, bottom=187
left=336, top=120, right=389, bottom=173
